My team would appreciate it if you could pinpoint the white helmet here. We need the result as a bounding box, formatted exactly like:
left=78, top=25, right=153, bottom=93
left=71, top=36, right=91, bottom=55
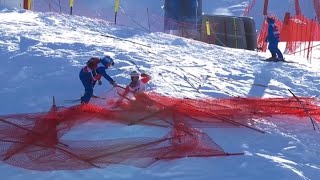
left=130, top=70, right=141, bottom=77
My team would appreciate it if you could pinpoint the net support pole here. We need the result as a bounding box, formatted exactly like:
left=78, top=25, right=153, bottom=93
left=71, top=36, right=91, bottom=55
left=114, top=0, right=120, bottom=24
left=70, top=0, right=74, bottom=15
left=263, top=0, right=269, bottom=15
left=288, top=89, right=319, bottom=130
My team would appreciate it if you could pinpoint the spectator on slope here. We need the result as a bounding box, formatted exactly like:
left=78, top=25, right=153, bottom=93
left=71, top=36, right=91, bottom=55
left=79, top=56, right=117, bottom=104
left=266, top=17, right=284, bottom=61
left=116, top=70, right=152, bottom=108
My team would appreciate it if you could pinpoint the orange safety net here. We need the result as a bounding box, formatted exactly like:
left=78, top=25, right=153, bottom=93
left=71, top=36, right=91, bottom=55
left=0, top=92, right=319, bottom=170
left=243, top=0, right=257, bottom=16
left=314, top=0, right=320, bottom=23
left=258, top=14, right=320, bottom=53
left=281, top=15, right=320, bottom=42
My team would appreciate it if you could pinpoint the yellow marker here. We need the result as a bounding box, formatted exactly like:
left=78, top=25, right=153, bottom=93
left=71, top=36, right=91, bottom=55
left=206, top=19, right=211, bottom=36
left=28, top=0, right=32, bottom=10
left=70, top=0, right=74, bottom=15
left=115, top=0, right=120, bottom=13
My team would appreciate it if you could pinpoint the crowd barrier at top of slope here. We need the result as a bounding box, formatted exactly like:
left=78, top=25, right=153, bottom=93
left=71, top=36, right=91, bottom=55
left=0, top=92, right=319, bottom=170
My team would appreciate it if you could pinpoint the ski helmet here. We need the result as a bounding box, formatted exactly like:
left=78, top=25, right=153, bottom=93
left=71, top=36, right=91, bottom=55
left=266, top=17, right=275, bottom=24
left=101, top=56, right=114, bottom=67
left=130, top=70, right=141, bottom=77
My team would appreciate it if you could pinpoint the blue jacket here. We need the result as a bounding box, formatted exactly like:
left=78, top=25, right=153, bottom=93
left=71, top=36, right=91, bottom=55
left=266, top=23, right=280, bottom=44
left=79, top=63, right=114, bottom=85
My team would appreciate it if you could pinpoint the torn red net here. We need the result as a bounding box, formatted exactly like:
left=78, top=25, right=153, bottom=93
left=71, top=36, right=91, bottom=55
left=0, top=93, right=319, bottom=170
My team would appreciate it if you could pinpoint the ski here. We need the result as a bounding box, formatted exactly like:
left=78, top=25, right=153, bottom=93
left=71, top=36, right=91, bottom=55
left=259, top=58, right=296, bottom=63
left=92, top=95, right=106, bottom=99
left=183, top=74, right=201, bottom=94
left=64, top=95, right=106, bottom=103
left=196, top=75, right=210, bottom=91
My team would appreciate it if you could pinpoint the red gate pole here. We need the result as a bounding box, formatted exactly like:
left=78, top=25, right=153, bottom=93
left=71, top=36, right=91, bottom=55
left=23, top=0, right=28, bottom=10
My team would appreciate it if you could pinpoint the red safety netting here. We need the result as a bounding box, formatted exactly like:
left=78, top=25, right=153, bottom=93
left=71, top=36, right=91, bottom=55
left=0, top=92, right=319, bottom=170
left=257, top=14, right=320, bottom=55
left=280, top=15, right=320, bottom=42
left=245, top=0, right=320, bottom=59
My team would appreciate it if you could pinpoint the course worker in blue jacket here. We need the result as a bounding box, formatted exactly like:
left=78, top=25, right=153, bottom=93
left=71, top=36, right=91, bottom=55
left=79, top=56, right=116, bottom=104
left=266, top=17, right=284, bottom=60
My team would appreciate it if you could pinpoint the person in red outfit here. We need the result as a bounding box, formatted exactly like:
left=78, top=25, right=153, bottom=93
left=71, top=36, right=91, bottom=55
left=116, top=70, right=152, bottom=107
